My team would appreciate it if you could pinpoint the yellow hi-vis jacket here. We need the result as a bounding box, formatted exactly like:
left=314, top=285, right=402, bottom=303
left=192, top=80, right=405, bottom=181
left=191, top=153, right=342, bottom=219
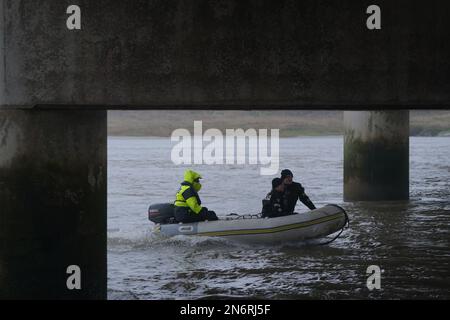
left=174, top=170, right=203, bottom=214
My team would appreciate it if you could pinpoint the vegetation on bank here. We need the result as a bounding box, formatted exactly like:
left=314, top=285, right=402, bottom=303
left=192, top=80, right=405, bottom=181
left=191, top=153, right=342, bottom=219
left=108, top=110, right=450, bottom=137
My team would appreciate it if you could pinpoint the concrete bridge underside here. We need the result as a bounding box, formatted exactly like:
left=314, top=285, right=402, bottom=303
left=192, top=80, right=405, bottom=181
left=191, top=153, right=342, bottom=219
left=0, top=0, right=448, bottom=299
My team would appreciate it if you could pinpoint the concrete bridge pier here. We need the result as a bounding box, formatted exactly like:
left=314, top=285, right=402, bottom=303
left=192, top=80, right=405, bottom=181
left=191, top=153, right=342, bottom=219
left=0, top=110, right=107, bottom=299
left=344, top=111, right=409, bottom=201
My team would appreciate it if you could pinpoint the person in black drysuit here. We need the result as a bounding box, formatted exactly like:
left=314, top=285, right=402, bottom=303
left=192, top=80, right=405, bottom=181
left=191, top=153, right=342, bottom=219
left=280, top=169, right=316, bottom=213
left=262, top=178, right=291, bottom=218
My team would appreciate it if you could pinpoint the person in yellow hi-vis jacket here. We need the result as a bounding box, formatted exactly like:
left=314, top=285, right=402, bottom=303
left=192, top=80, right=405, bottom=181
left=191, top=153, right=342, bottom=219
left=174, top=169, right=219, bottom=223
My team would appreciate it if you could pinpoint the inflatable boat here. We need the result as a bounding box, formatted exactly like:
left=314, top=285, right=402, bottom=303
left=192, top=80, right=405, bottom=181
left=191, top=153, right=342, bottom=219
left=148, top=203, right=349, bottom=244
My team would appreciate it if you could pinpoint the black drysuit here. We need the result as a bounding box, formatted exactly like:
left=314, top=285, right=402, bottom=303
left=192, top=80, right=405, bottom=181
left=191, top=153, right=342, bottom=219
left=262, top=190, right=290, bottom=218
left=283, top=182, right=316, bottom=213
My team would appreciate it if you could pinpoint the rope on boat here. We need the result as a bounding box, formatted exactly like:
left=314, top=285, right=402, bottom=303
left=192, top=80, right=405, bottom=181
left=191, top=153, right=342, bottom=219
left=317, top=204, right=350, bottom=246
left=224, top=213, right=262, bottom=220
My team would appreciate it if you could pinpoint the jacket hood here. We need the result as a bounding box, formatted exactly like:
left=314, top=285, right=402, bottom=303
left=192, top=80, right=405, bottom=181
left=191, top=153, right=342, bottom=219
left=183, top=169, right=202, bottom=184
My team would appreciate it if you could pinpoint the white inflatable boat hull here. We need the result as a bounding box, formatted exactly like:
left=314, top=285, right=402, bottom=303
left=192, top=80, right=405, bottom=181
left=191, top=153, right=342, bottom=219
left=154, top=204, right=347, bottom=244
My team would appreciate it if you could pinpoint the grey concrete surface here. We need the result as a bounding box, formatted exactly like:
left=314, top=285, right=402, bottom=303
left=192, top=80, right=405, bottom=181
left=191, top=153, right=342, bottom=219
left=344, top=111, right=409, bottom=201
left=0, top=110, right=107, bottom=299
left=1, top=0, right=449, bottom=109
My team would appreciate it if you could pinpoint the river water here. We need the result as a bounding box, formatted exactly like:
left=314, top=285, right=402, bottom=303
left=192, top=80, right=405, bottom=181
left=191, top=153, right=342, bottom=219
left=107, top=136, right=450, bottom=299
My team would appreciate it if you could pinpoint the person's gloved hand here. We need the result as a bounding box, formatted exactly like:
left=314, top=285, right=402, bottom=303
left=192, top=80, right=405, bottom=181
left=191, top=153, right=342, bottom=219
left=199, top=207, right=209, bottom=216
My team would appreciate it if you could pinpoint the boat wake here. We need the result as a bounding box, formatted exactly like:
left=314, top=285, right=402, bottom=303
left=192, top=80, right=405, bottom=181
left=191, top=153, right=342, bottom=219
left=107, top=228, right=242, bottom=251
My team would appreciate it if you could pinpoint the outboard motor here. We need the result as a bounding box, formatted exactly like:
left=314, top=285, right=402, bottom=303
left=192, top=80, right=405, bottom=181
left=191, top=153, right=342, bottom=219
left=148, top=203, right=176, bottom=224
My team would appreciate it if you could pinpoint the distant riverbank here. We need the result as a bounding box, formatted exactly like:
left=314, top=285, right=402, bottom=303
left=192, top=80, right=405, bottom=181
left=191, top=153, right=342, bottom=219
left=108, top=110, right=450, bottom=137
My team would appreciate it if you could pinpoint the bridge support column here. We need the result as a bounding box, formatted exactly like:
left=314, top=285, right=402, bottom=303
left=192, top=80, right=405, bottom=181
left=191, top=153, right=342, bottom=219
left=344, top=111, right=409, bottom=201
left=0, top=110, right=107, bottom=299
